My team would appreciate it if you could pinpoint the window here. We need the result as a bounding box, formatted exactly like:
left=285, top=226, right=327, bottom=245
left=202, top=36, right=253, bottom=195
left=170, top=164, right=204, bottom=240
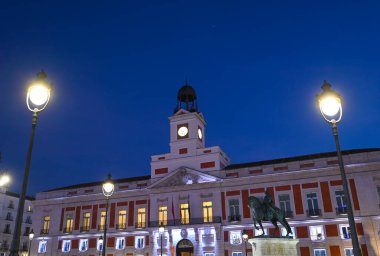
left=82, top=212, right=91, bottom=231
left=377, top=186, right=380, bottom=200
left=229, top=231, right=242, bottom=245
left=279, top=194, right=291, bottom=212
left=6, top=212, right=12, bottom=221
left=99, top=211, right=106, bottom=230
left=27, top=205, right=32, bottom=212
left=335, top=190, right=347, bottom=214
left=97, top=238, right=103, bottom=251
left=314, top=249, right=326, bottom=256
left=255, top=228, right=267, bottom=236
left=339, top=224, right=351, bottom=239
left=345, top=248, right=354, bottom=256
left=65, top=214, right=73, bottom=233
left=228, top=199, right=240, bottom=221
left=25, top=216, right=32, bottom=224
left=180, top=203, right=189, bottom=224
left=4, top=224, right=10, bottom=233
left=43, top=216, right=50, bottom=233
left=281, top=227, right=296, bottom=238
left=204, top=253, right=215, bottom=256
left=79, top=239, right=88, bottom=252
left=62, top=240, right=71, bottom=252
left=38, top=241, right=47, bottom=253
left=309, top=226, right=325, bottom=241
left=232, top=252, right=243, bottom=256
left=116, top=237, right=125, bottom=250
left=137, top=208, right=146, bottom=228
left=203, top=201, right=213, bottom=223
left=135, top=236, right=145, bottom=249
left=24, top=227, right=31, bottom=236
left=118, top=210, right=127, bottom=229
left=159, top=206, right=167, bottom=225
left=306, top=193, right=320, bottom=216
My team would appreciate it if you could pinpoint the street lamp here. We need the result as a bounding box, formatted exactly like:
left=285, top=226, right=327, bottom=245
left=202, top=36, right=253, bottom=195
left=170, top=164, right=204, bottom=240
left=158, top=222, right=165, bottom=256
left=28, top=230, right=34, bottom=256
left=316, top=80, right=362, bottom=256
left=0, top=173, right=11, bottom=187
left=10, top=71, right=52, bottom=256
left=242, top=230, right=249, bottom=256
left=102, top=174, right=114, bottom=256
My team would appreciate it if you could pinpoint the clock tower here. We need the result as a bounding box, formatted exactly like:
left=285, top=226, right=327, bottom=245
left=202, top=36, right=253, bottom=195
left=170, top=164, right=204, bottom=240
left=150, top=84, right=230, bottom=180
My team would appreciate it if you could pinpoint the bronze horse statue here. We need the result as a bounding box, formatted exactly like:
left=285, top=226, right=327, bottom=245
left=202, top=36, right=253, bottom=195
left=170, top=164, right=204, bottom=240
left=248, top=191, right=292, bottom=236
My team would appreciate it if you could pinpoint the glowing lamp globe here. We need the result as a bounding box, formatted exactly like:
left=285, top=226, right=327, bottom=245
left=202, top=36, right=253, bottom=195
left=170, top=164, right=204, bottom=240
left=26, top=71, right=52, bottom=112
left=242, top=232, right=248, bottom=241
left=29, top=229, right=35, bottom=240
left=102, top=174, right=114, bottom=197
left=316, top=81, right=343, bottom=123
left=159, top=222, right=165, bottom=233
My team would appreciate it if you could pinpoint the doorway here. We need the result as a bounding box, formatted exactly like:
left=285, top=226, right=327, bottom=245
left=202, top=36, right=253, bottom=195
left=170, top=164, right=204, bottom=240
left=176, top=239, right=194, bottom=256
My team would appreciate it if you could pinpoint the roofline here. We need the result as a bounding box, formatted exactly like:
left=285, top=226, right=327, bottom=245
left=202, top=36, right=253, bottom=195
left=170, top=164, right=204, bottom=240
left=224, top=148, right=380, bottom=170
left=43, top=175, right=151, bottom=192
left=5, top=191, right=35, bottom=201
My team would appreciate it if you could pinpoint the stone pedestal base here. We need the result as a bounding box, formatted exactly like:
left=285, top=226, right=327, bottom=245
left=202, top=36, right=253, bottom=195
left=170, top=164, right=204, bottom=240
left=248, top=237, right=299, bottom=256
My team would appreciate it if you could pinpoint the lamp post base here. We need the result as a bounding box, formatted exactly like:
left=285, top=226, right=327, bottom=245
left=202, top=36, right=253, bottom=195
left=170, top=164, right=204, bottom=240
left=248, top=237, right=299, bottom=256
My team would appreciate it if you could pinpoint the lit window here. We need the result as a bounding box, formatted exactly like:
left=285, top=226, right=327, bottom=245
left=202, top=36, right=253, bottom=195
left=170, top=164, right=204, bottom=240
left=79, top=239, right=88, bottom=252
left=82, top=212, right=91, bottom=231
left=281, top=227, right=296, bottom=238
left=203, top=201, right=213, bottom=223
left=255, top=228, right=267, bottom=236
left=62, top=240, right=71, bottom=252
left=65, top=214, right=73, bottom=233
left=99, top=211, right=106, bottom=230
left=232, top=252, right=243, bottom=256
left=229, top=231, right=242, bottom=245
left=345, top=248, right=354, bottom=256
left=42, top=216, right=50, bottom=233
left=116, top=237, right=125, bottom=250
left=118, top=210, right=127, bottom=229
left=38, top=241, right=47, bottom=253
left=309, top=226, right=325, bottom=241
left=180, top=203, right=190, bottom=224
left=159, top=206, right=168, bottom=225
left=339, top=224, right=351, bottom=239
left=204, top=253, right=215, bottom=256
left=314, top=249, right=326, bottom=256
left=97, top=238, right=103, bottom=251
left=137, top=208, right=146, bottom=228
left=135, top=236, right=145, bottom=249
left=28, top=205, right=32, bottom=212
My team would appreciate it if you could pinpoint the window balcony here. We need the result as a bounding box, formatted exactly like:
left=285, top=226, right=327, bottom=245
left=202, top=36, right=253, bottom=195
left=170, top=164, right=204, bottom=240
left=228, top=215, right=241, bottom=222
left=40, top=229, right=49, bottom=235
left=3, top=229, right=11, bottom=234
left=5, top=216, right=13, bottom=221
left=98, top=225, right=105, bottom=231
left=135, top=222, right=146, bottom=229
left=284, top=211, right=294, bottom=219
left=116, top=223, right=127, bottom=230
left=8, top=204, right=14, bottom=209
left=63, top=227, right=73, bottom=234
left=25, top=219, right=32, bottom=224
left=306, top=208, right=322, bottom=217
left=336, top=207, right=348, bottom=215
left=148, top=216, right=221, bottom=227
left=0, top=245, right=9, bottom=251
left=80, top=226, right=90, bottom=232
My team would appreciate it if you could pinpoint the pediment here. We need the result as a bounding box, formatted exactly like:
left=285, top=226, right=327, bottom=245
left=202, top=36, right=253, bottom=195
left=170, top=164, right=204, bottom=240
left=149, top=167, right=220, bottom=189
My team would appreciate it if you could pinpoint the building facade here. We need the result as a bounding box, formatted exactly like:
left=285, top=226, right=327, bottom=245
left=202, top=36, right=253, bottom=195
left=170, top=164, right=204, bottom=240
left=32, top=86, right=380, bottom=256
left=0, top=188, right=34, bottom=256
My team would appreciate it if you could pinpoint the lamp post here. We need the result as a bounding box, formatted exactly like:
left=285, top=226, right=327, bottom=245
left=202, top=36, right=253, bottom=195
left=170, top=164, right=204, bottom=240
left=242, top=230, right=248, bottom=256
left=102, top=174, right=114, bottom=256
left=316, top=81, right=362, bottom=256
left=28, top=230, right=34, bottom=256
left=10, top=71, right=52, bottom=256
left=158, top=222, right=165, bottom=256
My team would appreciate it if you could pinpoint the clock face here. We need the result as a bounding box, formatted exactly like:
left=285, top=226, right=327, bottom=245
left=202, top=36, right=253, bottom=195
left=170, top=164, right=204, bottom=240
left=198, top=128, right=203, bottom=139
left=178, top=126, right=189, bottom=137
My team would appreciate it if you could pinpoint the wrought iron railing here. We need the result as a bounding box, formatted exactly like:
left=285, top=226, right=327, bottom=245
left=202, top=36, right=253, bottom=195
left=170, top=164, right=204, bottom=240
left=336, top=207, right=348, bottom=215
left=306, top=208, right=322, bottom=217
left=135, top=222, right=146, bottom=229
left=63, top=227, right=73, bottom=234
left=149, top=216, right=221, bottom=227
left=116, top=223, right=127, bottom=230
left=80, top=226, right=90, bottom=232
left=40, top=229, right=49, bottom=235
left=228, top=215, right=241, bottom=222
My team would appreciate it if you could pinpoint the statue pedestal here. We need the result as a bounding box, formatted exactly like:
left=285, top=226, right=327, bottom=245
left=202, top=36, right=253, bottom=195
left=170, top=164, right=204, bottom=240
left=248, top=237, right=299, bottom=256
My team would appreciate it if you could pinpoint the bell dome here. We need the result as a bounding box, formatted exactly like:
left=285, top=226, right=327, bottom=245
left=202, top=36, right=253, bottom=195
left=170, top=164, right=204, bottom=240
left=174, top=83, right=198, bottom=113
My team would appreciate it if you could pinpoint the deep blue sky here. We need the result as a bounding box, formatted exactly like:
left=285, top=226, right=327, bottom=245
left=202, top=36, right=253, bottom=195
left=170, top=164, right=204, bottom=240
left=0, top=1, right=379, bottom=196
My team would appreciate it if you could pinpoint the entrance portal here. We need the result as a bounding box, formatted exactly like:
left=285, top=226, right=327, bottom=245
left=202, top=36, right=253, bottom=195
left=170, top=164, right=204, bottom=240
left=176, top=239, right=194, bottom=256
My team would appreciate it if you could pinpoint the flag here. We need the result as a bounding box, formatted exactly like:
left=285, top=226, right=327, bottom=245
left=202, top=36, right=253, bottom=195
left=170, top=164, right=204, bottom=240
left=171, top=198, right=175, bottom=220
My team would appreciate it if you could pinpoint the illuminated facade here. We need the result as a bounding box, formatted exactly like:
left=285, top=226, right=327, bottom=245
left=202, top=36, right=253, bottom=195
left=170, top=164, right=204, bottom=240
left=31, top=86, right=380, bottom=256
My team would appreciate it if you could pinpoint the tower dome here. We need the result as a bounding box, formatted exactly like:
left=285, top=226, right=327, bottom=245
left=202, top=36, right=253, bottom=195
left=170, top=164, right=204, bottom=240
left=174, top=83, right=198, bottom=113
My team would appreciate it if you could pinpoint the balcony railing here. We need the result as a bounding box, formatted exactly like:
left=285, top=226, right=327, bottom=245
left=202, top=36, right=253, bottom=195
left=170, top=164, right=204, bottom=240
left=5, top=216, right=13, bottom=221
left=284, top=211, right=294, bottom=219
left=8, top=204, right=14, bottom=209
left=228, top=215, right=241, bottom=222
left=98, top=225, right=105, bottom=231
left=149, top=216, right=221, bottom=227
left=80, top=226, right=90, bottom=232
left=116, top=223, right=127, bottom=230
left=336, top=207, right=348, bottom=215
left=25, top=219, right=32, bottom=224
left=306, top=208, right=322, bottom=217
left=63, top=227, right=73, bottom=234
left=40, top=229, right=49, bottom=235
left=135, top=222, right=146, bottom=229
left=3, top=229, right=11, bottom=234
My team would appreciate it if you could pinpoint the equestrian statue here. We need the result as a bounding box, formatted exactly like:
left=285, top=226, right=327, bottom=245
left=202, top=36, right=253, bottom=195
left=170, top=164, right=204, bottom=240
left=248, top=190, right=292, bottom=237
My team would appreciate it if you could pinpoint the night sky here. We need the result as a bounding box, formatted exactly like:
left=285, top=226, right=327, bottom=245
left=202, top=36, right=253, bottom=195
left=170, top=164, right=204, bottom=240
left=1, top=1, right=379, bottom=196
